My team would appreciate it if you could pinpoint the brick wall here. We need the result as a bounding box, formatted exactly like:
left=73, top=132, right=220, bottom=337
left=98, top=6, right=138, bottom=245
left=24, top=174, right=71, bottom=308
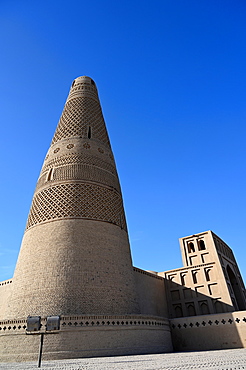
left=133, top=267, right=168, bottom=317
left=170, top=310, right=246, bottom=351
left=0, top=314, right=172, bottom=362
left=0, top=279, right=13, bottom=318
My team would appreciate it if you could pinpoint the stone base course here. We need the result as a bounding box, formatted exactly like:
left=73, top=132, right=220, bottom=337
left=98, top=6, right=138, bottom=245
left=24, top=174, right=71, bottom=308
left=0, top=315, right=172, bottom=362
left=170, top=310, right=246, bottom=351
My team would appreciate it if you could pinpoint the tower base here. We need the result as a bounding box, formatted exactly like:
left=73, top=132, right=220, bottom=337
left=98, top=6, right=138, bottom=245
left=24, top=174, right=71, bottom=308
left=0, top=315, right=172, bottom=362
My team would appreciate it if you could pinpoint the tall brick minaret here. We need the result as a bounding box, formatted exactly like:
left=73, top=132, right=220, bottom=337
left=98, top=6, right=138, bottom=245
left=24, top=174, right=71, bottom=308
left=6, top=76, right=139, bottom=319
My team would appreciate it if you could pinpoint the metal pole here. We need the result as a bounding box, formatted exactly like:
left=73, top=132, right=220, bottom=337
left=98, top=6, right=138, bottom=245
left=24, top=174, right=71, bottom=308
left=38, top=333, right=44, bottom=368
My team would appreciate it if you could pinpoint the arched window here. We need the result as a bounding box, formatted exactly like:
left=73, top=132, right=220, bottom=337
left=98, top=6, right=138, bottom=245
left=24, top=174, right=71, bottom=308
left=187, top=242, right=195, bottom=253
left=192, top=271, right=198, bottom=284
left=187, top=304, right=196, bottom=316
left=200, top=302, right=209, bottom=315
left=181, top=274, right=186, bottom=286
left=198, top=240, right=206, bottom=250
left=227, top=265, right=245, bottom=310
left=214, top=300, right=223, bottom=313
left=205, top=269, right=211, bottom=282
left=174, top=305, right=183, bottom=318
left=47, top=168, right=53, bottom=181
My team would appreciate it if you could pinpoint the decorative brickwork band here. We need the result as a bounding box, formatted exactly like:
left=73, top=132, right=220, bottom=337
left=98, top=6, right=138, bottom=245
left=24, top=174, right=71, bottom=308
left=26, top=182, right=127, bottom=230
left=36, top=164, right=120, bottom=193
left=52, top=97, right=110, bottom=146
left=41, top=154, right=117, bottom=175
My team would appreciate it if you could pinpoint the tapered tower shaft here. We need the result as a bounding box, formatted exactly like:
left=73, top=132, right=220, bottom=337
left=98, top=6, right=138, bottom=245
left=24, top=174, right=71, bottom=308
left=6, top=76, right=139, bottom=319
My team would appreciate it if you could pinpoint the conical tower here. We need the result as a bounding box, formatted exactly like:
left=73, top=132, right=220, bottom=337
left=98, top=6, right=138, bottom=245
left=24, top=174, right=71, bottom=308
left=6, top=76, right=140, bottom=319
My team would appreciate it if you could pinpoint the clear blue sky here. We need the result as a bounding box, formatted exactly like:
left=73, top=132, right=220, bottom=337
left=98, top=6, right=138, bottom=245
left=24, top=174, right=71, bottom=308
left=1, top=1, right=246, bottom=282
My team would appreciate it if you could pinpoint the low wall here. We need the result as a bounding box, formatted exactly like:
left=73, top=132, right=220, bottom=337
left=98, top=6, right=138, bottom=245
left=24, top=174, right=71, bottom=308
left=0, top=314, right=173, bottom=362
left=0, top=279, right=13, bottom=318
left=133, top=267, right=168, bottom=317
left=170, top=310, right=246, bottom=351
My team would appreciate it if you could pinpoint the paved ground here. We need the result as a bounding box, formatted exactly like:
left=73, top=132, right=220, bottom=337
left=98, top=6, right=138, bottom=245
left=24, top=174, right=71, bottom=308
left=1, top=349, right=246, bottom=369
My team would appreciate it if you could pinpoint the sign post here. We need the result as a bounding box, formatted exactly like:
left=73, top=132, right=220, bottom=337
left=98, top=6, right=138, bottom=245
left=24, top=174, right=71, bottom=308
left=38, top=333, right=44, bottom=368
left=26, top=316, right=60, bottom=368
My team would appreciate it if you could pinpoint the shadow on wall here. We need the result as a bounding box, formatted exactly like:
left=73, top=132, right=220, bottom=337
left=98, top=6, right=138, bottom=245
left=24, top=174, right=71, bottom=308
left=170, top=311, right=246, bottom=351
left=165, top=279, right=234, bottom=319
left=165, top=279, right=245, bottom=351
left=226, top=265, right=246, bottom=311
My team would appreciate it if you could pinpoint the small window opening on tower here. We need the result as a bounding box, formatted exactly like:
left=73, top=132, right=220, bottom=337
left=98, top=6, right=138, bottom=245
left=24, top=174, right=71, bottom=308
left=47, top=168, right=53, bottom=181
left=181, top=274, right=186, bottom=286
left=205, top=269, right=211, bottom=282
left=187, top=242, right=195, bottom=253
left=91, top=79, right=95, bottom=85
left=72, top=80, right=76, bottom=87
left=192, top=271, right=198, bottom=284
left=88, top=126, right=92, bottom=139
left=198, top=240, right=206, bottom=251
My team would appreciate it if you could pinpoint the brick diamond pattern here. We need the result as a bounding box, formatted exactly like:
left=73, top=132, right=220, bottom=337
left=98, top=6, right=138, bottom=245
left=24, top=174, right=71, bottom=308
left=51, top=97, right=110, bottom=146
left=26, top=183, right=127, bottom=231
